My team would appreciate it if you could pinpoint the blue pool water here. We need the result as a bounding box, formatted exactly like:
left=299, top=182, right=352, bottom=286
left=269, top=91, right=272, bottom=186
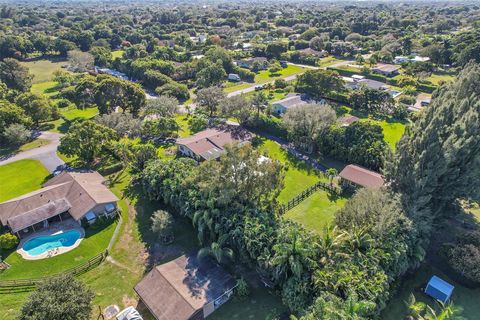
left=23, top=230, right=82, bottom=257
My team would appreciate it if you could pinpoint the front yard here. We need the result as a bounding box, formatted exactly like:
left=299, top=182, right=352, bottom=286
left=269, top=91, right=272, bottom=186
left=0, top=160, right=50, bottom=202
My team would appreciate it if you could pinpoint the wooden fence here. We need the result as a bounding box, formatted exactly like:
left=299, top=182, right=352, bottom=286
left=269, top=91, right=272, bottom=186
left=0, top=250, right=108, bottom=292
left=278, top=181, right=340, bottom=215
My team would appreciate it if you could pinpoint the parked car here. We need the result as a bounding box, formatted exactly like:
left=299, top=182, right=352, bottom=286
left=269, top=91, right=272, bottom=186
left=280, top=60, right=288, bottom=68
left=228, top=73, right=241, bottom=82
left=116, top=307, right=143, bottom=320
left=254, top=85, right=264, bottom=91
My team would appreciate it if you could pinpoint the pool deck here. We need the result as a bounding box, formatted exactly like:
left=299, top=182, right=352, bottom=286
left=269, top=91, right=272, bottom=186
left=16, top=220, right=85, bottom=260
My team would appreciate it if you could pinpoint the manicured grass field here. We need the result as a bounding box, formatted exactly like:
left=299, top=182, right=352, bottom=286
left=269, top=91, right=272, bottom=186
left=426, top=71, right=455, bottom=85
left=61, top=107, right=99, bottom=121
left=111, top=50, right=124, bottom=60
left=0, top=160, right=50, bottom=202
left=21, top=59, right=67, bottom=84
left=317, top=56, right=345, bottom=68
left=285, top=190, right=348, bottom=235
left=253, top=138, right=323, bottom=202
left=31, top=81, right=61, bottom=97
left=224, top=82, right=252, bottom=93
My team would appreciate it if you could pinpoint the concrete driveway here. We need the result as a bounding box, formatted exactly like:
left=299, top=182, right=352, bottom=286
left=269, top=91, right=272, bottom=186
left=0, top=131, right=65, bottom=173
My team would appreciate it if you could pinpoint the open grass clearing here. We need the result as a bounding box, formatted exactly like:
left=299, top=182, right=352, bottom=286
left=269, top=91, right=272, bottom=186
left=60, top=106, right=98, bottom=121
left=284, top=190, right=348, bottom=235
left=111, top=50, right=124, bottom=60
left=21, top=58, right=68, bottom=84
left=317, top=56, right=346, bottom=68
left=0, top=159, right=50, bottom=202
left=426, top=71, right=456, bottom=86
left=253, top=137, right=322, bottom=203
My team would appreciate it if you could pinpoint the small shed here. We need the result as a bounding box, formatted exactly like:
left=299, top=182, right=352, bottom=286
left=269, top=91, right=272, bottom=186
left=227, top=73, right=241, bottom=82
left=425, top=275, right=454, bottom=304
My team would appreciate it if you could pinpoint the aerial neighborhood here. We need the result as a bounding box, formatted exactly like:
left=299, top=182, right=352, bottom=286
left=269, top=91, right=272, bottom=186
left=0, top=1, right=479, bottom=320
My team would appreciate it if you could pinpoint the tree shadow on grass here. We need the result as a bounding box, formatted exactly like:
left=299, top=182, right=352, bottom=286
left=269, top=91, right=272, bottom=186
left=122, top=183, right=200, bottom=270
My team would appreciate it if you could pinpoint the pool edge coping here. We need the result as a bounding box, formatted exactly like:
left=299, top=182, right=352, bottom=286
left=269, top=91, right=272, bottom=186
left=16, top=227, right=85, bottom=261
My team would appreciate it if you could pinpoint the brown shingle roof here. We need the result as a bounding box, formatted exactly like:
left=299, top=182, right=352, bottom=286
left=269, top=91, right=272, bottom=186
left=176, top=127, right=252, bottom=160
left=135, top=254, right=235, bottom=320
left=0, top=171, right=118, bottom=231
left=339, top=164, right=384, bottom=188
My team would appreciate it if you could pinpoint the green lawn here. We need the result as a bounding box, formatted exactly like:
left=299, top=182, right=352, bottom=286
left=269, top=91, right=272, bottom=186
left=111, top=50, right=124, bottom=60
left=317, top=56, right=345, bottom=68
left=0, top=221, right=116, bottom=280
left=0, top=160, right=50, bottom=202
left=60, top=106, right=98, bottom=121
left=254, top=138, right=322, bottom=202
left=20, top=59, right=67, bottom=84
left=210, top=286, right=284, bottom=320
left=175, top=114, right=192, bottom=138
left=426, top=71, right=456, bottom=86
left=285, top=190, right=348, bottom=235
left=361, top=119, right=406, bottom=150
left=31, top=81, right=61, bottom=97
left=224, top=82, right=253, bottom=93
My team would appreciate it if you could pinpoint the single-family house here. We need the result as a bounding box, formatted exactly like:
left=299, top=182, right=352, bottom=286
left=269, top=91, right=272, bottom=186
left=298, top=48, right=327, bottom=58
left=339, top=164, right=384, bottom=188
left=176, top=127, right=253, bottom=161
left=227, top=73, right=241, bottom=82
left=0, top=171, right=119, bottom=237
left=235, top=57, right=268, bottom=70
left=394, top=55, right=431, bottom=64
left=371, top=63, right=401, bottom=77
left=271, top=94, right=308, bottom=114
left=344, top=75, right=388, bottom=91
left=134, top=254, right=236, bottom=320
left=337, top=115, right=359, bottom=126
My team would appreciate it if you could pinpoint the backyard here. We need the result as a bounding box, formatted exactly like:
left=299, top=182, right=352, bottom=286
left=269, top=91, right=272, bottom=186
left=284, top=191, right=348, bottom=235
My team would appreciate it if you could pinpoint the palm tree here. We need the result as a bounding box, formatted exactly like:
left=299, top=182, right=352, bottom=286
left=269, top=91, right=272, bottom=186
left=341, top=226, right=374, bottom=258
left=326, top=168, right=338, bottom=186
left=271, top=227, right=313, bottom=280
left=252, top=91, right=269, bottom=120
left=197, top=234, right=234, bottom=265
left=406, top=294, right=465, bottom=320
left=318, top=225, right=344, bottom=266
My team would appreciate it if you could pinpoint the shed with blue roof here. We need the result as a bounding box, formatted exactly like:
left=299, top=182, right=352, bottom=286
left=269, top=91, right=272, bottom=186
left=424, top=275, right=454, bottom=303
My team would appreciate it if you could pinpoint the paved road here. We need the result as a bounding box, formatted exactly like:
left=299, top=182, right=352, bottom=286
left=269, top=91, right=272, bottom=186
left=0, top=131, right=65, bottom=173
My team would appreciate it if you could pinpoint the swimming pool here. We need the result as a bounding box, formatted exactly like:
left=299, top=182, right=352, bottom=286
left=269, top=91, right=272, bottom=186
left=23, top=230, right=82, bottom=257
